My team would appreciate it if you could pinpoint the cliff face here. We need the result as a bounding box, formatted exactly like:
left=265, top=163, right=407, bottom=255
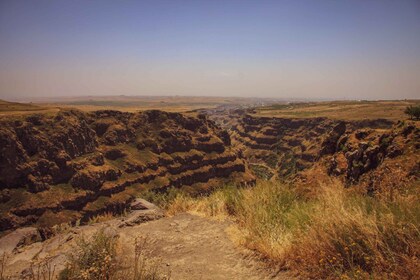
left=1, top=107, right=418, bottom=232
left=0, top=110, right=254, bottom=232
left=226, top=113, right=418, bottom=192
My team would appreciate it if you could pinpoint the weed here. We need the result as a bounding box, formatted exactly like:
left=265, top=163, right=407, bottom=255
left=59, top=228, right=170, bottom=280
left=25, top=257, right=56, bottom=280
left=0, top=253, right=8, bottom=280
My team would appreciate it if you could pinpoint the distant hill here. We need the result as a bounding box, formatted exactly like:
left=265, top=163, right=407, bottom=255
left=0, top=99, right=48, bottom=113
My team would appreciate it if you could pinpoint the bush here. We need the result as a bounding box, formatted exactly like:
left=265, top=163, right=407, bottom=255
left=404, top=105, right=420, bottom=120
left=59, top=228, right=170, bottom=280
left=59, top=228, right=119, bottom=280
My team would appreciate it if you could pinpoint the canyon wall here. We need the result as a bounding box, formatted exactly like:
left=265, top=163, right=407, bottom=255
left=224, top=112, right=419, bottom=193
left=0, top=110, right=254, bottom=232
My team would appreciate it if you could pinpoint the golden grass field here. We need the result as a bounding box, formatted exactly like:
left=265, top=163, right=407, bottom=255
left=0, top=96, right=260, bottom=117
left=254, top=100, right=420, bottom=120
left=42, top=96, right=240, bottom=112
left=0, top=99, right=57, bottom=114
left=1, top=97, right=419, bottom=121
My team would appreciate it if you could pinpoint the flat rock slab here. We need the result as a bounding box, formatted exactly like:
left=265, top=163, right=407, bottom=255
left=130, top=198, right=160, bottom=210
left=119, top=213, right=292, bottom=280
left=0, top=227, right=41, bottom=255
left=1, top=213, right=293, bottom=280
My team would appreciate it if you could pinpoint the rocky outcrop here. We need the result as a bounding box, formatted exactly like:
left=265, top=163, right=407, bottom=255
left=104, top=148, right=126, bottom=160
left=230, top=115, right=338, bottom=179
left=0, top=227, right=42, bottom=255
left=0, top=110, right=97, bottom=190
left=0, top=109, right=254, bottom=232
left=319, top=122, right=346, bottom=156
left=212, top=110, right=418, bottom=190
left=327, top=120, right=419, bottom=184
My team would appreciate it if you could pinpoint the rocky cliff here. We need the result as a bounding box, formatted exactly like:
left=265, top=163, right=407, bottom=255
left=0, top=109, right=254, bottom=232
left=222, top=112, right=419, bottom=193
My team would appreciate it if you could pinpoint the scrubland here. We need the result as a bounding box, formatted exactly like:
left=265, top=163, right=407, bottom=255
left=166, top=180, right=420, bottom=279
left=255, top=100, right=420, bottom=120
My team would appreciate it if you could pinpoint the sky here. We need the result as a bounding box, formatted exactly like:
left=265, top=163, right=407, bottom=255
left=0, top=0, right=419, bottom=100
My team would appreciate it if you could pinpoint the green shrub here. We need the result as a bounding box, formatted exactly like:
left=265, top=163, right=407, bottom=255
left=404, top=105, right=420, bottom=120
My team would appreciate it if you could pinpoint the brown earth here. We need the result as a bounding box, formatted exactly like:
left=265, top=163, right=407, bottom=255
left=0, top=201, right=292, bottom=280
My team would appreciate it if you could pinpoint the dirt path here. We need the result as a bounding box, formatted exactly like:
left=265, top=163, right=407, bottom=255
left=2, top=210, right=293, bottom=279
left=121, top=213, right=291, bottom=280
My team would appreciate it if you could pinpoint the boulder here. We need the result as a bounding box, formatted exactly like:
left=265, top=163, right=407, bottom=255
left=103, top=124, right=134, bottom=145
left=0, top=227, right=41, bottom=255
left=90, top=153, right=105, bottom=166
left=70, top=170, right=105, bottom=191
left=105, top=169, right=122, bottom=181
left=130, top=198, right=159, bottom=211
left=104, top=149, right=126, bottom=160
left=27, top=174, right=50, bottom=193
left=119, top=199, right=164, bottom=227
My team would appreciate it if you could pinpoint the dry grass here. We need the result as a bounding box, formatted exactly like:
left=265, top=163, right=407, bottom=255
left=87, top=212, right=121, bottom=225
left=285, top=184, right=420, bottom=279
left=59, top=228, right=170, bottom=280
left=0, top=254, right=8, bottom=280
left=0, top=253, right=57, bottom=280
left=0, top=99, right=49, bottom=112
left=167, top=180, right=420, bottom=279
left=255, top=100, right=420, bottom=120
left=34, top=96, right=256, bottom=113
left=167, top=190, right=233, bottom=218
left=0, top=95, right=258, bottom=117
left=0, top=99, right=59, bottom=118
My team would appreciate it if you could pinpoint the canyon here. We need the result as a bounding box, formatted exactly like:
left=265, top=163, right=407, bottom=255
left=0, top=109, right=254, bottom=233
left=1, top=104, right=418, bottom=233
left=0, top=100, right=418, bottom=279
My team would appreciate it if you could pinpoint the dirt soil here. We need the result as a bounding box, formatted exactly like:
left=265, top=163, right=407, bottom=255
left=2, top=210, right=292, bottom=280
left=124, top=213, right=291, bottom=280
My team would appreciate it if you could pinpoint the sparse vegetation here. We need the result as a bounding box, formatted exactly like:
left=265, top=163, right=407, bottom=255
left=59, top=228, right=119, bottom=280
left=255, top=100, right=420, bottom=120
left=140, top=187, right=184, bottom=209
left=249, top=164, right=274, bottom=180
left=1, top=253, right=57, bottom=280
left=0, top=253, right=8, bottom=280
left=87, top=211, right=123, bottom=225
left=59, top=228, right=170, bottom=280
left=167, top=180, right=420, bottom=279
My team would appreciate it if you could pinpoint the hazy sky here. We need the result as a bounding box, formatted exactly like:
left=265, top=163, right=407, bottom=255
left=1, top=0, right=419, bottom=100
